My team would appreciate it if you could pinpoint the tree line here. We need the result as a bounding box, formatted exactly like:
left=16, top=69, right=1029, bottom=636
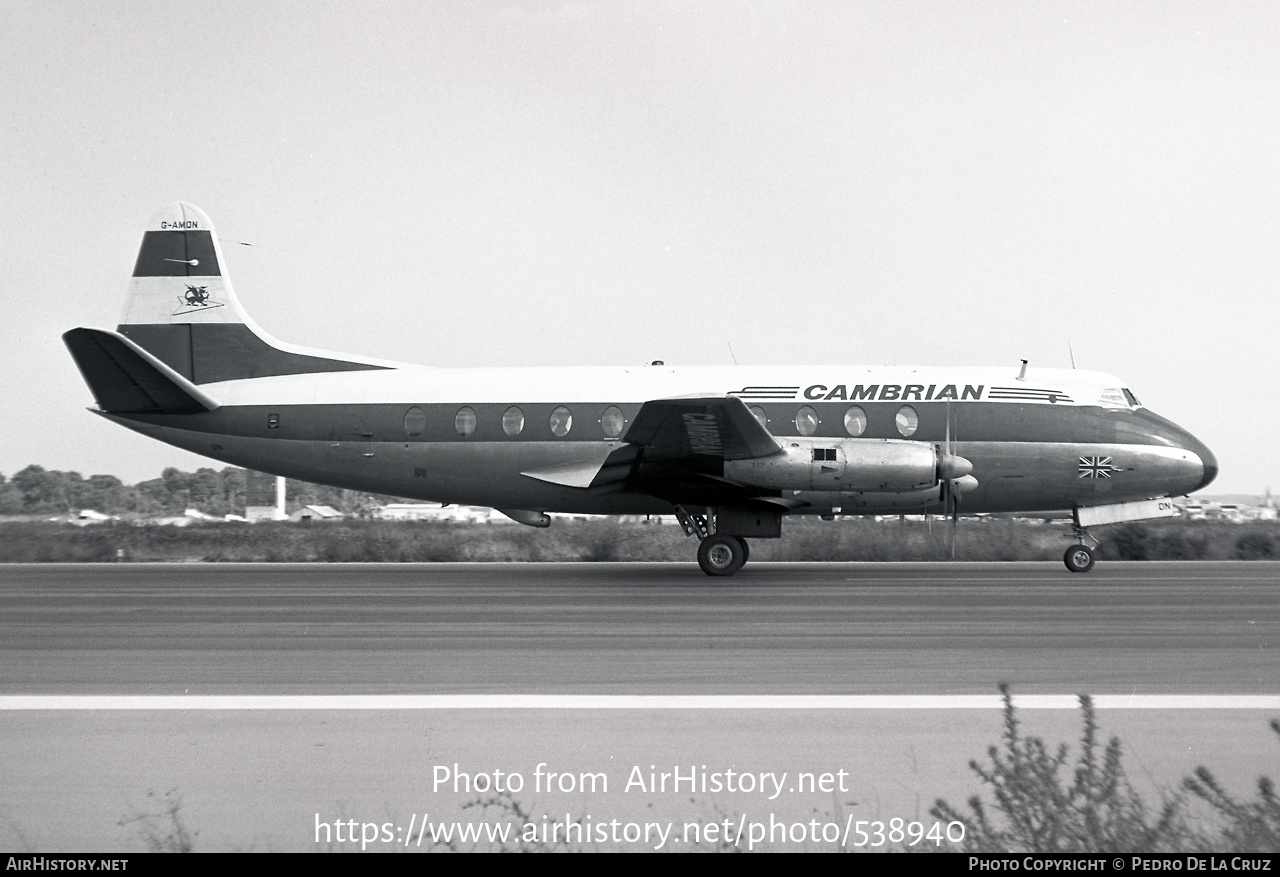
left=0, top=465, right=391, bottom=517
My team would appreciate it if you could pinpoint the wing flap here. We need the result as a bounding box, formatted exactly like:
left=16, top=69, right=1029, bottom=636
left=519, top=444, right=636, bottom=489
left=520, top=460, right=609, bottom=489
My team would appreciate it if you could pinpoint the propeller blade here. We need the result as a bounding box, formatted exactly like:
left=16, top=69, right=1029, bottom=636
left=945, top=400, right=957, bottom=560
left=949, top=484, right=959, bottom=560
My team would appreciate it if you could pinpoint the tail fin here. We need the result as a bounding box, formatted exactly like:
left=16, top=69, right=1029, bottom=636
left=115, top=202, right=389, bottom=384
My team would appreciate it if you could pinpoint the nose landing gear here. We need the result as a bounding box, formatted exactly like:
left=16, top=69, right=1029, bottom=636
left=1063, top=544, right=1096, bottom=573
left=1065, top=509, right=1099, bottom=573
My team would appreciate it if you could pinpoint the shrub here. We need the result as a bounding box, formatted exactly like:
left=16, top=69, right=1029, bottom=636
left=1235, top=532, right=1275, bottom=560
left=1182, top=720, right=1280, bottom=852
left=118, top=788, right=196, bottom=853
left=931, top=686, right=1184, bottom=852
left=1106, top=524, right=1151, bottom=560
left=1159, top=530, right=1209, bottom=560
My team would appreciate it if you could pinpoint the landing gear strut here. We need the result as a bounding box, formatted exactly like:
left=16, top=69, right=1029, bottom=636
left=1064, top=510, right=1099, bottom=573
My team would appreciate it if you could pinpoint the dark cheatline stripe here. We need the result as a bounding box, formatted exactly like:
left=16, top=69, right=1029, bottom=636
left=132, top=230, right=222, bottom=277
left=118, top=324, right=388, bottom=383
left=108, top=400, right=1191, bottom=452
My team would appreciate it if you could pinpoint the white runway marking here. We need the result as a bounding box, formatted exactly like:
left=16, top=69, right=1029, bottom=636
left=3, top=695, right=1280, bottom=710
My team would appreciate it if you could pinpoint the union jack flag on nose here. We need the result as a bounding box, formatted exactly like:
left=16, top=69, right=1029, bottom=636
left=1078, top=456, right=1115, bottom=478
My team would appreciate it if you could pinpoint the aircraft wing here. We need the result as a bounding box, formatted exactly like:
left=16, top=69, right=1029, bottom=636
left=622, top=396, right=781, bottom=461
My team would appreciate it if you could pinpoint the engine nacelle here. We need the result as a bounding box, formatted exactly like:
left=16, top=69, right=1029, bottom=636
left=724, top=438, right=971, bottom=493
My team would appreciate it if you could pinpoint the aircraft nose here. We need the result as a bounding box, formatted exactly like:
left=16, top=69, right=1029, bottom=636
left=1137, top=409, right=1218, bottom=495
left=1194, top=442, right=1218, bottom=492
left=1175, top=426, right=1217, bottom=493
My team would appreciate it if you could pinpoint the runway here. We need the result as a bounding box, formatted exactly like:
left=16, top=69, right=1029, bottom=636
left=2, top=561, right=1278, bottom=694
left=3, top=561, right=1279, bottom=852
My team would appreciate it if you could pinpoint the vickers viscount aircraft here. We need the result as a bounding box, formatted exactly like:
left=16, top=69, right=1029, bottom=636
left=64, top=203, right=1217, bottom=576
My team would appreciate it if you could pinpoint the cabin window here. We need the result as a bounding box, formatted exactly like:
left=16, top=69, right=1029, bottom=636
left=895, top=405, right=918, bottom=437
left=795, top=406, right=818, bottom=436
left=502, top=406, right=524, bottom=437
left=843, top=406, right=866, bottom=437
left=403, top=406, right=426, bottom=437
left=550, top=406, right=573, bottom=437
left=600, top=406, right=626, bottom=438
left=750, top=406, right=768, bottom=428
left=455, top=406, right=477, bottom=437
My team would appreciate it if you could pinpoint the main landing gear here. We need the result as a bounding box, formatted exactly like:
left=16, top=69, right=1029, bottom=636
left=697, top=534, right=749, bottom=577
left=674, top=505, right=751, bottom=577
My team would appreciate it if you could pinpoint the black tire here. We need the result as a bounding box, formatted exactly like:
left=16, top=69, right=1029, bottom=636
left=1064, top=544, right=1096, bottom=573
left=698, top=534, right=746, bottom=576
left=737, top=537, right=750, bottom=564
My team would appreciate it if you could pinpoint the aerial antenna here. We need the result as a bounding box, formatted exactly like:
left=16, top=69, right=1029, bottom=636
left=726, top=342, right=738, bottom=365
left=1017, top=359, right=1028, bottom=381
left=1068, top=341, right=1076, bottom=369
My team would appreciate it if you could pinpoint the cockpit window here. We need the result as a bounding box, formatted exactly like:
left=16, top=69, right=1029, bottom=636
left=1099, top=388, right=1141, bottom=409
left=1098, top=388, right=1128, bottom=408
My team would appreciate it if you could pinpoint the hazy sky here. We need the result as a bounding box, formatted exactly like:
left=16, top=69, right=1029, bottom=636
left=2, top=1, right=1276, bottom=494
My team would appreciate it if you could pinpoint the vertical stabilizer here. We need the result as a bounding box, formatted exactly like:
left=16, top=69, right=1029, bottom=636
left=117, top=202, right=388, bottom=384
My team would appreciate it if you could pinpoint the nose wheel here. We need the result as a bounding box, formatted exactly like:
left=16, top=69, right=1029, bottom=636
left=1063, top=544, right=1096, bottom=573
left=697, top=534, right=748, bottom=577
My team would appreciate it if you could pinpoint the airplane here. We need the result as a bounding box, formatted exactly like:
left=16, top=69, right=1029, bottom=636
left=63, top=203, right=1218, bottom=576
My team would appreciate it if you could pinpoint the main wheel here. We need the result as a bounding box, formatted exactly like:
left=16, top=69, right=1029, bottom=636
left=698, top=534, right=746, bottom=576
left=1064, top=544, right=1096, bottom=573
left=738, top=537, right=750, bottom=564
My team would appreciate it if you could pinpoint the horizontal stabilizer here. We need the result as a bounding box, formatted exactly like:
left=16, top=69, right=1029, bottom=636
left=63, top=328, right=220, bottom=415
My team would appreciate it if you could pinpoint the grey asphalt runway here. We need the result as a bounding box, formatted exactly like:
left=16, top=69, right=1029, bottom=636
left=3, top=561, right=1277, bottom=694
left=3, top=561, right=1279, bottom=852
